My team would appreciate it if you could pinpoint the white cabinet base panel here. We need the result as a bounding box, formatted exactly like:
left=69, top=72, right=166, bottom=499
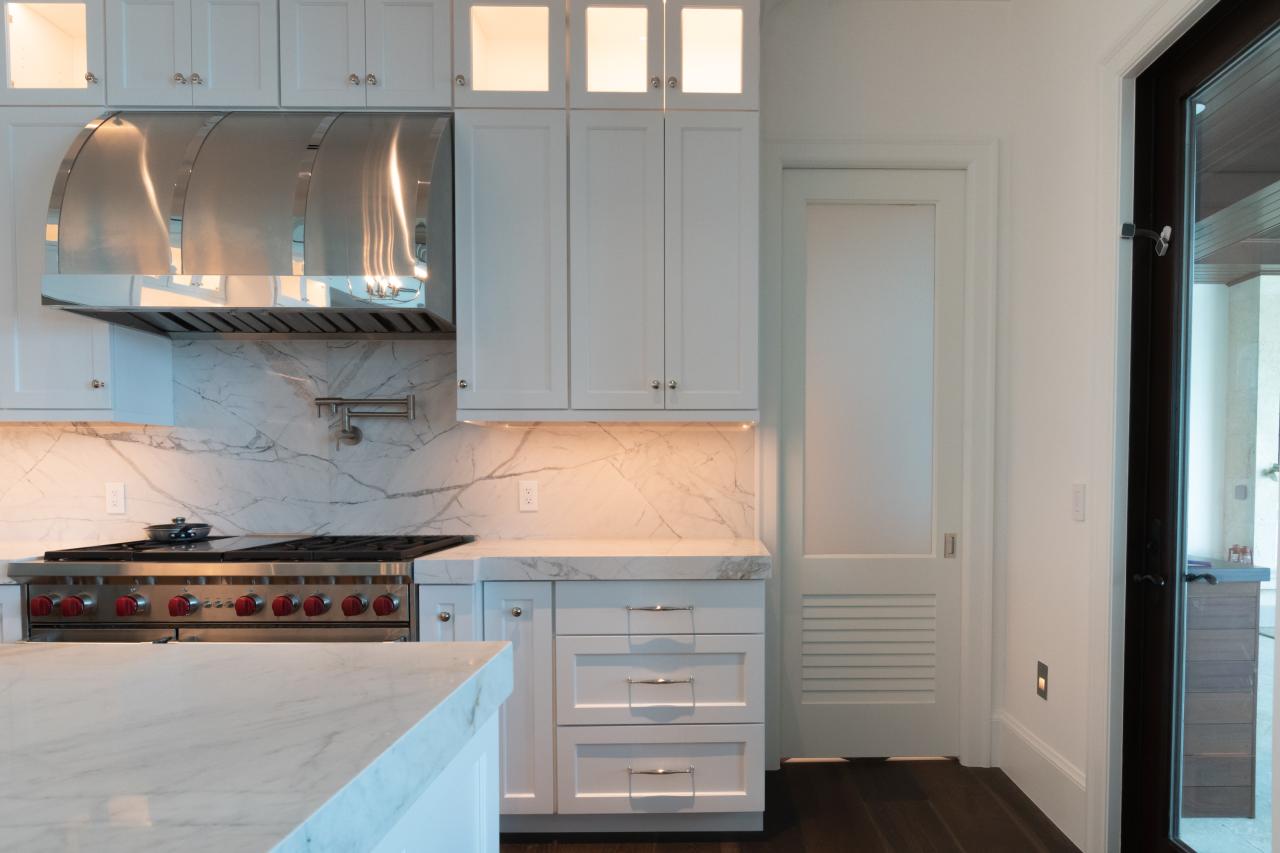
left=502, top=811, right=763, bottom=834
left=458, top=409, right=759, bottom=424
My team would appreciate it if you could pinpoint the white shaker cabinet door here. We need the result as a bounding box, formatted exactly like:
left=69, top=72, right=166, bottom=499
left=190, top=0, right=278, bottom=106
left=418, top=585, right=482, bottom=642
left=105, top=0, right=192, bottom=105
left=364, top=0, right=450, bottom=107
left=664, top=111, right=759, bottom=410
left=663, top=0, right=758, bottom=110
left=483, top=581, right=554, bottom=815
left=0, top=0, right=107, bottom=105
left=455, top=110, right=568, bottom=411
left=569, top=110, right=665, bottom=410
left=453, top=0, right=565, bottom=108
left=279, top=0, right=365, bottom=107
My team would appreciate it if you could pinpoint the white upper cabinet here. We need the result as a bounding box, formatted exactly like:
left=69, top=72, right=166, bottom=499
left=569, top=111, right=664, bottom=410
left=455, top=110, right=568, bottom=411
left=453, top=0, right=564, bottom=108
left=568, top=0, right=661, bottom=109
left=107, top=0, right=276, bottom=105
left=664, top=0, right=757, bottom=110
left=281, top=0, right=450, bottom=107
left=664, top=111, right=758, bottom=410
left=0, top=0, right=105, bottom=104
left=0, top=108, right=173, bottom=423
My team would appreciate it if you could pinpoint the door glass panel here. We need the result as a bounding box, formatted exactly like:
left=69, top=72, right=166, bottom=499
left=803, top=203, right=935, bottom=556
left=679, top=6, right=741, bottom=94
left=4, top=2, right=88, bottom=88
left=470, top=5, right=549, bottom=92
left=585, top=6, right=647, bottom=93
left=1179, top=24, right=1280, bottom=853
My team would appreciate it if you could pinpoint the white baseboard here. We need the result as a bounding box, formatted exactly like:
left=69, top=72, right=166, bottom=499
left=991, top=711, right=1087, bottom=849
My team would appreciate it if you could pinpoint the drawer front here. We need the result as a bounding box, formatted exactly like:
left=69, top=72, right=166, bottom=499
left=555, top=580, right=765, bottom=635
left=557, top=634, right=764, bottom=725
left=556, top=723, right=764, bottom=814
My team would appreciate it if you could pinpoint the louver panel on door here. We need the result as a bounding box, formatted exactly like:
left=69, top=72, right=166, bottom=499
left=800, top=593, right=937, bottom=705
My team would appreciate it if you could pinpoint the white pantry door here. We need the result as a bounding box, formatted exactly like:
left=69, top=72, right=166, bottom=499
left=780, top=169, right=966, bottom=758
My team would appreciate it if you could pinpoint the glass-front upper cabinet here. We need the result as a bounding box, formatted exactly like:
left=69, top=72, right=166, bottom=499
left=0, top=0, right=104, bottom=104
left=453, top=0, right=565, bottom=107
left=569, top=0, right=661, bottom=109
left=665, top=0, right=757, bottom=110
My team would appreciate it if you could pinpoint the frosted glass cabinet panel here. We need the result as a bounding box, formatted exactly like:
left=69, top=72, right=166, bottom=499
left=0, top=0, right=104, bottom=104
left=569, top=0, right=661, bottom=108
left=454, top=0, right=564, bottom=107
left=665, top=0, right=757, bottom=110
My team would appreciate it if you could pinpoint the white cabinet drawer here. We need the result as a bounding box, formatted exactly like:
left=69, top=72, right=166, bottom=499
left=556, top=634, right=763, bottom=725
left=556, top=723, right=764, bottom=814
left=554, top=580, right=764, bottom=635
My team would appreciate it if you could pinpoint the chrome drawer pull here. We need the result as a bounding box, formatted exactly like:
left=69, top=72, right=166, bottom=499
left=626, top=676, right=694, bottom=685
left=625, top=605, right=693, bottom=612
left=627, top=765, right=696, bottom=799
left=628, top=766, right=694, bottom=776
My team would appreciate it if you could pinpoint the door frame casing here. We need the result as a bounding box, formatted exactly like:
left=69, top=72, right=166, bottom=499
left=759, top=139, right=998, bottom=769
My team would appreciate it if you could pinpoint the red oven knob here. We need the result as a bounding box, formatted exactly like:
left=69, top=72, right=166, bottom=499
left=271, top=594, right=300, bottom=617
left=29, top=594, right=60, bottom=617
left=341, top=594, right=368, bottom=616
left=168, top=593, right=200, bottom=617
left=59, top=593, right=95, bottom=617
left=372, top=593, right=400, bottom=616
left=302, top=594, right=331, bottom=617
left=235, top=594, right=264, bottom=616
left=115, top=594, right=148, bottom=617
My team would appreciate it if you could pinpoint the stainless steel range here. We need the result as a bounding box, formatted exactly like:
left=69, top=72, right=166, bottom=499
left=11, top=535, right=469, bottom=643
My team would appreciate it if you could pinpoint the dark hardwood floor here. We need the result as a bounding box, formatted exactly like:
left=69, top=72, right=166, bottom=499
left=500, top=759, right=1081, bottom=853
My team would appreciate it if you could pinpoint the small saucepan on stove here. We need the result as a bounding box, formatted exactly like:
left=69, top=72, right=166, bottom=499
left=144, top=517, right=212, bottom=542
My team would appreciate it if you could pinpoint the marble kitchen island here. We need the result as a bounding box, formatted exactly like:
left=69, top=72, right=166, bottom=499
left=0, top=641, right=512, bottom=853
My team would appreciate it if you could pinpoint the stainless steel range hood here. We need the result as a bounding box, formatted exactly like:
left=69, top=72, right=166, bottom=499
left=41, top=111, right=454, bottom=337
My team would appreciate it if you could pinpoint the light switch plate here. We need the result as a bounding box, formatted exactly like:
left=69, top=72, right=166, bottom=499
left=1071, top=483, right=1087, bottom=522
left=518, top=480, right=538, bottom=512
left=105, top=482, right=126, bottom=515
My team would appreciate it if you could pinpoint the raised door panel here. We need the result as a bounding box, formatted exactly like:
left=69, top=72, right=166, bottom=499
left=365, top=0, right=450, bottom=107
left=279, top=0, right=364, bottom=107
left=568, top=0, right=662, bottom=109
left=483, top=581, right=554, bottom=815
left=569, top=111, right=664, bottom=410
left=453, top=0, right=564, bottom=108
left=663, top=0, right=758, bottom=110
left=455, top=110, right=568, bottom=410
left=664, top=112, right=758, bottom=410
left=0, top=0, right=106, bottom=105
left=0, top=108, right=111, bottom=410
left=191, top=0, right=277, bottom=106
left=105, top=0, right=191, bottom=105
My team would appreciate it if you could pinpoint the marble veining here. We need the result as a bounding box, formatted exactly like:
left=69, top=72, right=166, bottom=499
left=0, top=641, right=512, bottom=853
left=0, top=341, right=755, bottom=543
left=414, top=538, right=773, bottom=583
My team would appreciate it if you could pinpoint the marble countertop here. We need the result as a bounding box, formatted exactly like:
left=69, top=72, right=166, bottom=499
left=0, top=641, right=513, bottom=853
left=415, top=538, right=772, bottom=583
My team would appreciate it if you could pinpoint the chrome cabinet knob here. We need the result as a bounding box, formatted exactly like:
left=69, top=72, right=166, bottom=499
left=190, top=72, right=203, bottom=85
left=173, top=72, right=188, bottom=84
left=510, top=606, right=523, bottom=618
left=457, top=379, right=468, bottom=389
left=667, top=76, right=678, bottom=89
left=85, top=71, right=99, bottom=84
left=90, top=379, right=106, bottom=389
left=667, top=379, right=678, bottom=389
left=650, top=75, right=661, bottom=89
left=650, top=379, right=661, bottom=389
left=348, top=73, right=361, bottom=85
left=437, top=611, right=452, bottom=623
left=365, top=73, right=378, bottom=85
left=455, top=74, right=467, bottom=87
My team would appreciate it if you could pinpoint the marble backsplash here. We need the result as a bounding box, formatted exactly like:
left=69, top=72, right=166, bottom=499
left=0, top=340, right=755, bottom=543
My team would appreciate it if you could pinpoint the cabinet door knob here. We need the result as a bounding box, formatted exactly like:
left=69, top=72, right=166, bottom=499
left=455, top=74, right=467, bottom=87
left=348, top=73, right=361, bottom=85
left=437, top=611, right=452, bottom=622
left=650, top=379, right=661, bottom=389
left=173, top=72, right=188, bottom=84
left=510, top=606, right=523, bottom=618
left=667, top=76, right=678, bottom=89
left=365, top=73, right=378, bottom=86
left=190, top=72, right=203, bottom=85
left=650, top=75, right=661, bottom=89
left=90, top=379, right=105, bottom=389
left=84, top=71, right=99, bottom=84
left=457, top=379, right=468, bottom=389
left=667, top=379, right=678, bottom=389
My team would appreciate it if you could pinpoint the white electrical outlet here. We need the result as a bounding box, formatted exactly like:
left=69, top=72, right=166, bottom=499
left=1071, top=483, right=1087, bottom=522
left=105, top=482, right=126, bottom=515
left=519, top=480, right=539, bottom=512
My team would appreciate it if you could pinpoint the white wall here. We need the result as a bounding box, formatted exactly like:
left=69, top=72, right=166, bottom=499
left=1188, top=282, right=1229, bottom=559
left=762, top=0, right=1190, bottom=846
